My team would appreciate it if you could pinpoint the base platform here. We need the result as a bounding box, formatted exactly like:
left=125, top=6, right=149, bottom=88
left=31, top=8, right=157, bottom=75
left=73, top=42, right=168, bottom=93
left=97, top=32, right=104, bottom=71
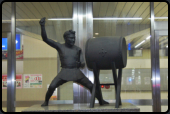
left=22, top=102, right=140, bottom=112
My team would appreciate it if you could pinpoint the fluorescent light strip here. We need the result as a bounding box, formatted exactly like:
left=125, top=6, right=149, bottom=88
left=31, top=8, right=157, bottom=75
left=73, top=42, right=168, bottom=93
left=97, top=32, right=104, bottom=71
left=2, top=19, right=40, bottom=22
left=148, top=17, right=168, bottom=19
left=48, top=17, right=143, bottom=20
left=135, top=40, right=145, bottom=48
left=135, top=35, right=151, bottom=48
left=93, top=18, right=142, bottom=20
left=146, top=36, right=151, bottom=40
left=2, top=17, right=167, bottom=22
left=3, top=17, right=143, bottom=22
left=2, top=18, right=72, bottom=22
left=17, top=19, right=40, bottom=21
left=48, top=18, right=72, bottom=20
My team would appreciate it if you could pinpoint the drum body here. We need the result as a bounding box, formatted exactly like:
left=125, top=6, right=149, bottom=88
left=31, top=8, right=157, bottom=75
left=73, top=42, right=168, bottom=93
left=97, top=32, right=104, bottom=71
left=85, top=36, right=127, bottom=70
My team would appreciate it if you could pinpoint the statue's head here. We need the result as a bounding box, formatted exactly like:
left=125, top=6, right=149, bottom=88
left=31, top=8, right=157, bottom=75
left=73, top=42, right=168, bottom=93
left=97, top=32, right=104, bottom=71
left=63, top=30, right=75, bottom=47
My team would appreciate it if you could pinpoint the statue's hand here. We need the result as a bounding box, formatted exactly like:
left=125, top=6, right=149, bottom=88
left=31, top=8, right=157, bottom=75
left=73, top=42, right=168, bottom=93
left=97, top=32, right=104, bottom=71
left=76, top=61, right=81, bottom=68
left=39, top=17, right=46, bottom=26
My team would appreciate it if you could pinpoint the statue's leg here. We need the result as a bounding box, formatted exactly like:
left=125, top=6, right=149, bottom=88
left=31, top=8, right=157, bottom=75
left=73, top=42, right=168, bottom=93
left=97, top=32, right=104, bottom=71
left=41, top=76, right=67, bottom=106
left=75, top=76, right=109, bottom=105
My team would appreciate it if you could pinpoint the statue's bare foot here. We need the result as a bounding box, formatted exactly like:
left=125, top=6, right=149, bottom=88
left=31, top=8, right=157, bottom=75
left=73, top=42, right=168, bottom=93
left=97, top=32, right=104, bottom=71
left=41, top=101, right=48, bottom=106
left=103, top=100, right=109, bottom=104
left=99, top=100, right=109, bottom=105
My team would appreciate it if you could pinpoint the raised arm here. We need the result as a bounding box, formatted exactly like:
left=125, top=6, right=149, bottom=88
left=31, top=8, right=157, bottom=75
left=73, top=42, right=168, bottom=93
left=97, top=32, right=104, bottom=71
left=39, top=17, right=60, bottom=50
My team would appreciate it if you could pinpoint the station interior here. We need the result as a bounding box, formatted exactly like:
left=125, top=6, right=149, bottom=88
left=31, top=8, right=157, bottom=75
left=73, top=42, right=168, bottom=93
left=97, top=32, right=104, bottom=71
left=2, top=2, right=168, bottom=112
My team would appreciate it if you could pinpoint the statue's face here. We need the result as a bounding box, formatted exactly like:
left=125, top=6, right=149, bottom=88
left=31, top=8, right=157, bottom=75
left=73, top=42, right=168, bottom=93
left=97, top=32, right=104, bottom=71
left=65, top=34, right=75, bottom=47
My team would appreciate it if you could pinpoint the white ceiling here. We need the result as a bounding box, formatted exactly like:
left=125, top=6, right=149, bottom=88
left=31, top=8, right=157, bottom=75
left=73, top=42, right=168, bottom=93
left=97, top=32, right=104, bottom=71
left=2, top=2, right=168, bottom=49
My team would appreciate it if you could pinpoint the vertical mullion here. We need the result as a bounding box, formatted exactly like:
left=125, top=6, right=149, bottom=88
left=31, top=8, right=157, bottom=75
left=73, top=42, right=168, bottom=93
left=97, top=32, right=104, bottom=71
left=150, top=2, right=161, bottom=112
left=155, top=30, right=161, bottom=111
left=73, top=2, right=93, bottom=104
left=7, top=2, right=16, bottom=112
left=73, top=2, right=80, bottom=103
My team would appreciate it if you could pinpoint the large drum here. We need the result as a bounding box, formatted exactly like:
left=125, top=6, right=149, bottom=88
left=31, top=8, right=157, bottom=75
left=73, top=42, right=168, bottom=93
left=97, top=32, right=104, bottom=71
left=85, top=36, right=127, bottom=70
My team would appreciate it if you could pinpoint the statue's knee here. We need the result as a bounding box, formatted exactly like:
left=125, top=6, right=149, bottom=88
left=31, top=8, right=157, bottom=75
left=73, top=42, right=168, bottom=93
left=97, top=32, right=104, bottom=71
left=48, top=85, right=56, bottom=93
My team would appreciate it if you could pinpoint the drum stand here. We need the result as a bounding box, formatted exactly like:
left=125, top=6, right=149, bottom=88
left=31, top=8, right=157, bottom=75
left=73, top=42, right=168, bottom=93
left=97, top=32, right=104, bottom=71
left=90, top=62, right=122, bottom=108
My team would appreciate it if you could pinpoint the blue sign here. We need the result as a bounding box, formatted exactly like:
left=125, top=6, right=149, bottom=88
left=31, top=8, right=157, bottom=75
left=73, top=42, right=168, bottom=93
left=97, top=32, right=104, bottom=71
left=128, top=43, right=131, bottom=50
left=16, top=34, right=21, bottom=50
left=2, top=34, right=21, bottom=51
left=2, top=38, right=7, bottom=50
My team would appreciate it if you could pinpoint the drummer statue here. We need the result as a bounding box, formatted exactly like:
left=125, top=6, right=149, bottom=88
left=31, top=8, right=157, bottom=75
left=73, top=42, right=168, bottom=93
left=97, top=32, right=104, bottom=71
left=39, top=17, right=109, bottom=106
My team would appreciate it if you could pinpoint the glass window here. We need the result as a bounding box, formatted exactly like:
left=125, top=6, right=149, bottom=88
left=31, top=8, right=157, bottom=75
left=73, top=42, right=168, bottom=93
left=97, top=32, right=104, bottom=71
left=2, top=2, right=168, bottom=112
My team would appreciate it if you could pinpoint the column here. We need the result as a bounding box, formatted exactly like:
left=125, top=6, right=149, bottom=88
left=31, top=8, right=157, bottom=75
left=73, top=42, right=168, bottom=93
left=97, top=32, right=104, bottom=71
left=72, top=2, right=94, bottom=103
left=150, top=2, right=161, bottom=112
left=7, top=2, right=16, bottom=112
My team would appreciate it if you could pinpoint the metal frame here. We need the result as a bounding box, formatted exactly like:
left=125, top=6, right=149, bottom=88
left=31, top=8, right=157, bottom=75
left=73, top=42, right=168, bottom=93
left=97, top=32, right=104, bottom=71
left=7, top=2, right=16, bottom=112
left=150, top=2, right=161, bottom=112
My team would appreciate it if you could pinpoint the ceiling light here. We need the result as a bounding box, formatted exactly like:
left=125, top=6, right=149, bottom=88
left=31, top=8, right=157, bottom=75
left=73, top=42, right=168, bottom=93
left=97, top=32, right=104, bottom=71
left=2, top=17, right=144, bottom=22
left=48, top=18, right=72, bottom=20
left=166, top=45, right=168, bottom=48
left=146, top=36, right=151, bottom=40
left=17, top=19, right=40, bottom=21
left=95, top=33, right=99, bottom=35
left=2, top=19, right=40, bottom=22
left=93, top=17, right=142, bottom=20
left=135, top=40, right=145, bottom=48
left=148, top=17, right=168, bottom=19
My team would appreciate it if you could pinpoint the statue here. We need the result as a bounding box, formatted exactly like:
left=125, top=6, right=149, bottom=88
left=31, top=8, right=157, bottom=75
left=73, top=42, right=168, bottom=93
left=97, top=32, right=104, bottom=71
left=39, top=17, right=109, bottom=106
